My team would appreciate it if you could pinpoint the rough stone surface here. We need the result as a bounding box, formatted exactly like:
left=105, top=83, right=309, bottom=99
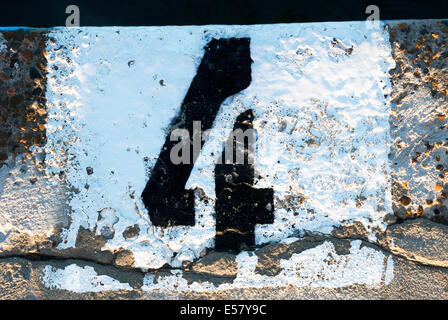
left=188, top=252, right=238, bottom=278
left=114, top=249, right=136, bottom=270
left=0, top=29, right=70, bottom=259
left=388, top=20, right=448, bottom=222
left=122, top=224, right=140, bottom=240
left=330, top=221, right=373, bottom=240
left=0, top=235, right=447, bottom=300
left=0, top=30, right=48, bottom=167
left=385, top=218, right=448, bottom=267
left=0, top=259, right=34, bottom=300
left=2, top=22, right=448, bottom=299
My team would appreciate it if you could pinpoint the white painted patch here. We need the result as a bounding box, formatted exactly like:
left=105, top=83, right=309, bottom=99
left=141, top=240, right=394, bottom=292
left=44, top=22, right=394, bottom=270
left=41, top=242, right=394, bottom=293
left=42, top=264, right=133, bottom=293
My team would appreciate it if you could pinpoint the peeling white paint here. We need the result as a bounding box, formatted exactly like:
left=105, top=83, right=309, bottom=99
left=44, top=22, right=394, bottom=271
left=141, top=240, right=395, bottom=292
left=41, top=241, right=393, bottom=293
left=42, top=264, right=132, bottom=293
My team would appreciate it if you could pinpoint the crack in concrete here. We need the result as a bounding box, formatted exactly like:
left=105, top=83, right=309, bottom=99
left=0, top=228, right=445, bottom=279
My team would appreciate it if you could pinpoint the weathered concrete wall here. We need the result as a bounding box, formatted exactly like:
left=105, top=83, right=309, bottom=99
left=0, top=20, right=448, bottom=299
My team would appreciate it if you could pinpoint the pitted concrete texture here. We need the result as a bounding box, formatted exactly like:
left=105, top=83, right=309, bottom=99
left=384, top=219, right=448, bottom=268
left=0, top=29, right=70, bottom=258
left=1, top=221, right=448, bottom=300
left=0, top=29, right=48, bottom=166
left=388, top=20, right=448, bottom=222
left=188, top=252, right=238, bottom=278
left=1, top=21, right=448, bottom=299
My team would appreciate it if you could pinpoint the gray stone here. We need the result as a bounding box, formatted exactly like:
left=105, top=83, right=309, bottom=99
left=189, top=252, right=237, bottom=278
left=386, top=218, right=448, bottom=267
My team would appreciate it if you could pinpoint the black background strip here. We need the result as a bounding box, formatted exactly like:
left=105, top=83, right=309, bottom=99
left=1, top=0, right=447, bottom=28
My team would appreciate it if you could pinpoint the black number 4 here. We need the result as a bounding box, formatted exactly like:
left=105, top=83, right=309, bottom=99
left=141, top=38, right=274, bottom=252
